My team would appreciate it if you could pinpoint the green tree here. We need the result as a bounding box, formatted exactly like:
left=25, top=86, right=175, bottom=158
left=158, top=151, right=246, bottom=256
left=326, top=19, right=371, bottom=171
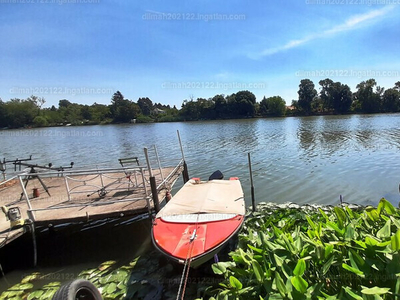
left=311, top=96, right=324, bottom=113
left=0, top=100, right=6, bottom=128
left=56, top=101, right=86, bottom=125
left=59, top=99, right=72, bottom=108
left=33, top=116, right=48, bottom=127
left=332, top=82, right=352, bottom=113
left=355, top=79, right=381, bottom=113
left=110, top=91, right=125, bottom=119
left=109, top=92, right=139, bottom=123
left=90, top=103, right=111, bottom=123
left=235, top=90, right=256, bottom=117
left=81, top=105, right=92, bottom=120
left=4, top=98, right=39, bottom=128
left=298, top=79, right=317, bottom=114
left=319, top=78, right=335, bottom=111
left=320, top=79, right=353, bottom=114
left=180, top=100, right=201, bottom=120
left=115, top=100, right=140, bottom=123
left=212, top=94, right=227, bottom=119
left=42, top=108, right=63, bottom=125
left=260, top=96, right=286, bottom=116
left=382, top=88, right=400, bottom=112
left=260, top=96, right=268, bottom=115
left=226, top=91, right=256, bottom=117
left=137, top=97, right=153, bottom=116
left=197, top=98, right=216, bottom=119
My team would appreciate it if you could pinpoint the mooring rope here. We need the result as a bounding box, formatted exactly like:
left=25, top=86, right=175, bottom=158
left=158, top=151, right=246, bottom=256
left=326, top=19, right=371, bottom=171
left=176, top=214, right=200, bottom=300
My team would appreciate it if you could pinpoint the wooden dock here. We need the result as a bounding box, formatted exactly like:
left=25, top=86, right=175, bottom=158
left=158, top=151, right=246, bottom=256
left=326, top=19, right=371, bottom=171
left=0, top=161, right=184, bottom=248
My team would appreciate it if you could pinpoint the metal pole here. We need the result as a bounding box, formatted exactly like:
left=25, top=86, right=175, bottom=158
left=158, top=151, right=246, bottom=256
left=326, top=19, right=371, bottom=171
left=26, top=219, right=37, bottom=267
left=177, top=130, right=189, bottom=183
left=18, top=175, right=35, bottom=220
left=177, top=130, right=186, bottom=161
left=153, top=145, right=165, bottom=186
left=248, top=153, right=256, bottom=212
left=144, top=148, right=160, bottom=213
left=64, top=174, right=71, bottom=201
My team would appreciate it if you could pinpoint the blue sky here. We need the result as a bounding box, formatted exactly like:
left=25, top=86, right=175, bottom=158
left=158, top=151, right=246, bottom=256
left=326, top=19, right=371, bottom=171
left=0, top=0, right=399, bottom=108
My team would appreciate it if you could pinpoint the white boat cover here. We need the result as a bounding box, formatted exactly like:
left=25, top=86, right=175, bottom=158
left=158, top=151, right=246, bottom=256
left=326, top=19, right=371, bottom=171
left=156, top=179, right=245, bottom=219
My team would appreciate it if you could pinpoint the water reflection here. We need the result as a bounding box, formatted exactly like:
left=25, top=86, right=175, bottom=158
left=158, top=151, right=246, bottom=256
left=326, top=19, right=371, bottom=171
left=1, top=114, right=400, bottom=206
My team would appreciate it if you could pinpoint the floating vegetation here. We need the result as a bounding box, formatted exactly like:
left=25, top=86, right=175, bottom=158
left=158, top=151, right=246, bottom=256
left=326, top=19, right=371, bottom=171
left=3, top=198, right=400, bottom=299
left=0, top=272, right=60, bottom=300
left=204, top=198, right=400, bottom=299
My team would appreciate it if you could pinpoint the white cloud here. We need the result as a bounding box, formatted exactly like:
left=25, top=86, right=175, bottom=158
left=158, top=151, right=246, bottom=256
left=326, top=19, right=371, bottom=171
left=256, top=6, right=394, bottom=58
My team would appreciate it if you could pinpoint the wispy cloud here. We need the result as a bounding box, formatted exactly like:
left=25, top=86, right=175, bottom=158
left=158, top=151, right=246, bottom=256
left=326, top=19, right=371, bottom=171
left=257, top=6, right=394, bottom=58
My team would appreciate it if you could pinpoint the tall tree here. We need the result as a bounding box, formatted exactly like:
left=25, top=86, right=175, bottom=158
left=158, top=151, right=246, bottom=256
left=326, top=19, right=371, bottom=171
left=110, top=91, right=125, bottom=118
left=0, top=99, right=6, bottom=127
left=180, top=100, right=200, bottom=120
left=331, top=82, right=352, bottom=114
left=298, top=79, right=317, bottom=114
left=260, top=96, right=286, bottom=116
left=227, top=90, right=256, bottom=117
left=355, top=79, right=381, bottom=113
left=90, top=103, right=111, bottom=123
left=212, top=94, right=227, bottom=119
left=382, top=88, right=400, bottom=112
left=260, top=96, right=268, bottom=115
left=137, top=97, right=153, bottom=116
left=319, top=78, right=334, bottom=111
left=4, top=98, right=39, bottom=128
left=59, top=99, right=72, bottom=108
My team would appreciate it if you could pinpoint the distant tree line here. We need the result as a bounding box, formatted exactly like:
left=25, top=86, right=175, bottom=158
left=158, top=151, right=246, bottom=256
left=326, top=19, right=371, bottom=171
left=0, top=78, right=399, bottom=128
left=0, top=92, right=178, bottom=128
left=294, top=78, right=400, bottom=115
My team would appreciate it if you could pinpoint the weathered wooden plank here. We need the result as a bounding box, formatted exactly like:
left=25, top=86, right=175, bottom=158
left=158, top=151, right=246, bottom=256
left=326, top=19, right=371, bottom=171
left=0, top=163, right=183, bottom=247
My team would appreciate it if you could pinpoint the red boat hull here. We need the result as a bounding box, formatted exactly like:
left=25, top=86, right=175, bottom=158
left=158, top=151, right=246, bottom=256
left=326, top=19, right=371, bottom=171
left=152, top=215, right=244, bottom=266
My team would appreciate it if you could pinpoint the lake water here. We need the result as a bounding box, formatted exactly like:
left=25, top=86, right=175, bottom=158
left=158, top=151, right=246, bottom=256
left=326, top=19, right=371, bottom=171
left=2, top=114, right=400, bottom=293
left=2, top=113, right=400, bottom=207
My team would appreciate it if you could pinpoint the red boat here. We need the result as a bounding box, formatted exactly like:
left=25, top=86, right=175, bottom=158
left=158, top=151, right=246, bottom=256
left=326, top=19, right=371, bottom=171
left=151, top=174, right=245, bottom=268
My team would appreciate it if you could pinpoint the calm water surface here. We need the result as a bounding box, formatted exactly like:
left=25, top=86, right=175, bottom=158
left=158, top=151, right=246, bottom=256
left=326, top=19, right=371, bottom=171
left=2, top=114, right=400, bottom=207
left=2, top=114, right=400, bottom=292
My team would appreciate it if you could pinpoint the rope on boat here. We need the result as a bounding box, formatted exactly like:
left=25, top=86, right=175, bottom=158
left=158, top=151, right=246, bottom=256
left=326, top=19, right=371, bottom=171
left=176, top=214, right=200, bottom=300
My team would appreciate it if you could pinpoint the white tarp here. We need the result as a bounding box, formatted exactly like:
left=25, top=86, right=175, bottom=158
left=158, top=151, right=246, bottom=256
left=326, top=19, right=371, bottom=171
left=156, top=179, right=245, bottom=219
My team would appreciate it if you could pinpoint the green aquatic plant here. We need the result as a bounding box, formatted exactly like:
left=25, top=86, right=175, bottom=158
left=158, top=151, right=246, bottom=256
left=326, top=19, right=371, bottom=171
left=206, top=198, right=400, bottom=299
left=0, top=272, right=61, bottom=300
left=0, top=282, right=34, bottom=300
left=4, top=198, right=400, bottom=300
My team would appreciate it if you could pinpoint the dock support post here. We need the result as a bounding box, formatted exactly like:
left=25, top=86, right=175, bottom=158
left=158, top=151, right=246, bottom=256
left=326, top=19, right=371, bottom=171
left=144, top=148, right=161, bottom=213
left=248, top=153, right=256, bottom=212
left=177, top=130, right=189, bottom=183
left=149, top=176, right=160, bottom=213
left=25, top=219, right=37, bottom=267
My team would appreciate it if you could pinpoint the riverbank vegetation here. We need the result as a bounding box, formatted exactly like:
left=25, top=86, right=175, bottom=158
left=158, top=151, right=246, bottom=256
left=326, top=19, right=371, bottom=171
left=3, top=198, right=400, bottom=299
left=0, top=78, right=399, bottom=128
left=205, top=198, right=400, bottom=299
